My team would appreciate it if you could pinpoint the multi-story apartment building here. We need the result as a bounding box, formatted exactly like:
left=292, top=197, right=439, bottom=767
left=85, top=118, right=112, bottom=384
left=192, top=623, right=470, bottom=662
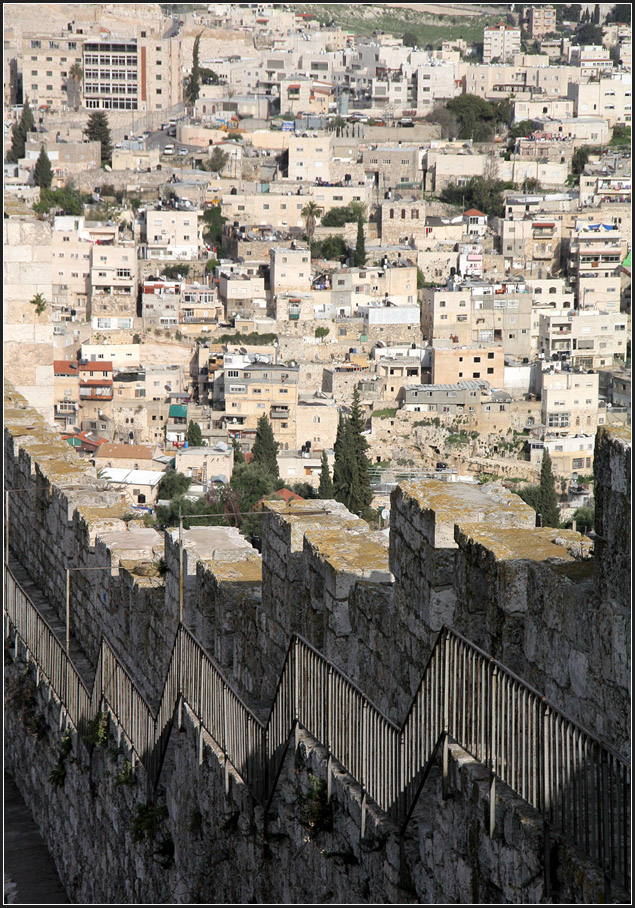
left=579, top=156, right=631, bottom=206
left=569, top=222, right=624, bottom=312
left=398, top=380, right=488, bottom=415
left=538, top=309, right=628, bottom=369
left=219, top=269, right=267, bottom=319
left=269, top=248, right=311, bottom=295
left=89, top=245, right=138, bottom=328
left=482, top=23, right=522, bottom=64
left=567, top=74, right=632, bottom=126
left=82, top=36, right=181, bottom=111
left=499, top=217, right=563, bottom=275
left=540, top=369, right=603, bottom=436
left=19, top=33, right=83, bottom=112
left=221, top=184, right=372, bottom=229
left=139, top=206, right=200, bottom=260
left=430, top=342, right=505, bottom=386
left=222, top=362, right=300, bottom=451
left=51, top=218, right=92, bottom=324
left=362, top=145, right=420, bottom=190
left=421, top=279, right=533, bottom=360
left=528, top=6, right=557, bottom=39
left=141, top=277, right=182, bottom=330
left=287, top=134, right=331, bottom=183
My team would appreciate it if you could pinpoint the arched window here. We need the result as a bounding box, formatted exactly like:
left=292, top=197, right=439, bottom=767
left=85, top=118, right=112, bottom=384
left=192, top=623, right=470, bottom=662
left=389, top=208, right=394, bottom=219
left=401, top=209, right=406, bottom=219
left=549, top=287, right=557, bottom=293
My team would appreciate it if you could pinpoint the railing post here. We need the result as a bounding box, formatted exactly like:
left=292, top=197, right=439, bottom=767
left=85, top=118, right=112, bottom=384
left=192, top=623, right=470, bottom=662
left=327, top=664, right=333, bottom=802
left=294, top=637, right=300, bottom=752
left=600, top=750, right=612, bottom=902
left=542, top=700, right=551, bottom=823
left=489, top=662, right=498, bottom=837
left=178, top=508, right=184, bottom=626
left=442, top=631, right=450, bottom=802
left=360, top=700, right=368, bottom=840
left=222, top=680, right=230, bottom=798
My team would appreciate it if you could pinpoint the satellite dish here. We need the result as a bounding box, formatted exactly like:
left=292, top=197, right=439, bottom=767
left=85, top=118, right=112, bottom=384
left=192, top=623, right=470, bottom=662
left=381, top=508, right=389, bottom=520
left=571, top=472, right=578, bottom=483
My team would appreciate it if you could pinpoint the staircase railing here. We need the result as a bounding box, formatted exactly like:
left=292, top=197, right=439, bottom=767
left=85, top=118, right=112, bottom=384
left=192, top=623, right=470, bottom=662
left=4, top=564, right=630, bottom=894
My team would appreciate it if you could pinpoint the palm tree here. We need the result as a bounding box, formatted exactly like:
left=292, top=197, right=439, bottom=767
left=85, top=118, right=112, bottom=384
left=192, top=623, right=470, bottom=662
left=68, top=63, right=83, bottom=111
left=302, top=201, right=320, bottom=247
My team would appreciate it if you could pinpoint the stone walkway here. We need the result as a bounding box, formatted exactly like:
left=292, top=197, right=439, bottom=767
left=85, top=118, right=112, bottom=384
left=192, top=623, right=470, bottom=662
left=4, top=773, right=69, bottom=904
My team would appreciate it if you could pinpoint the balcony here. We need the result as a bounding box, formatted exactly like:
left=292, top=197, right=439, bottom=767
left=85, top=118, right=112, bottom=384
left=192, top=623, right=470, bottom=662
left=270, top=406, right=290, bottom=419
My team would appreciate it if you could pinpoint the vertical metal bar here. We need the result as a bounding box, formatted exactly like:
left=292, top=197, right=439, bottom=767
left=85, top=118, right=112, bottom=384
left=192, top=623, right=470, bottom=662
left=65, top=568, right=70, bottom=653
left=178, top=508, right=184, bottom=626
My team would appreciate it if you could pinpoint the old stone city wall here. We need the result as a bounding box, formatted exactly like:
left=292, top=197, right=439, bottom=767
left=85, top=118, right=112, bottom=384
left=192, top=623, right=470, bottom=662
left=4, top=385, right=630, bottom=903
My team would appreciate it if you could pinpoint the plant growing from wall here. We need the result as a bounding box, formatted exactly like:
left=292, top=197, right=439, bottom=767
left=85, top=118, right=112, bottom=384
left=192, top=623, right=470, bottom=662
left=49, top=731, right=74, bottom=788
left=29, top=292, right=47, bottom=315
left=131, top=801, right=169, bottom=843
left=302, top=774, right=333, bottom=836
left=84, top=711, right=109, bottom=748
left=115, top=759, right=136, bottom=787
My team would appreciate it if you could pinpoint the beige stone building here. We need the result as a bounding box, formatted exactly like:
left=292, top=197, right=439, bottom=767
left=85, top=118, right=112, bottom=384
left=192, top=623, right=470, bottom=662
left=82, top=35, right=181, bottom=112
left=528, top=6, right=557, bottom=39
left=567, top=74, right=632, bottom=127
left=538, top=309, right=628, bottom=370
left=540, top=369, right=603, bottom=436
left=482, top=24, right=522, bottom=63
left=295, top=397, right=339, bottom=453
left=269, top=248, right=311, bottom=295
left=89, top=244, right=138, bottom=329
left=430, top=342, right=505, bottom=387
left=140, top=206, right=201, bottom=260
left=172, top=445, right=234, bottom=483
left=287, top=134, right=331, bottom=183
left=15, top=33, right=83, bottom=113
left=499, top=217, right=563, bottom=275
left=220, top=184, right=372, bottom=230
left=222, top=362, right=300, bottom=451
left=362, top=145, right=420, bottom=190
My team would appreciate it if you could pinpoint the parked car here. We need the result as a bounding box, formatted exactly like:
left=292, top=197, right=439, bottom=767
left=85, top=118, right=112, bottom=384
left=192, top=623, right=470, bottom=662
left=163, top=145, right=175, bottom=156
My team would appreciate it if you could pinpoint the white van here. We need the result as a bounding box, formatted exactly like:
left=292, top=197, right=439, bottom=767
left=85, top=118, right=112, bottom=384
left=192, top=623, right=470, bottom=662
left=163, top=145, right=175, bottom=156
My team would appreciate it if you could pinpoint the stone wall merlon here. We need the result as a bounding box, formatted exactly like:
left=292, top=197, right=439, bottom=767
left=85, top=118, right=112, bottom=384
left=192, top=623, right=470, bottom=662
left=392, top=480, right=536, bottom=550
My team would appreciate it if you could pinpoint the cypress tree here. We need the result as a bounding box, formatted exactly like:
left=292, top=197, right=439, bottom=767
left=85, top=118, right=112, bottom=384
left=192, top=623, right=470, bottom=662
left=84, top=111, right=112, bottom=165
left=538, top=450, right=560, bottom=527
left=186, top=420, right=204, bottom=447
left=6, top=97, right=35, bottom=163
left=333, top=391, right=373, bottom=517
left=354, top=216, right=367, bottom=267
left=33, top=145, right=53, bottom=188
left=251, top=414, right=280, bottom=479
left=318, top=451, right=334, bottom=499
left=186, top=32, right=202, bottom=105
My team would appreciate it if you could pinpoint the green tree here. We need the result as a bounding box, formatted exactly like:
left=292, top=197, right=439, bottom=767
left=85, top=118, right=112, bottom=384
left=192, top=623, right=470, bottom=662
left=569, top=505, right=595, bottom=533
left=232, top=437, right=245, bottom=468
left=201, top=205, right=226, bottom=247
left=402, top=31, right=418, bottom=47
left=333, top=390, right=373, bottom=517
left=84, top=111, right=112, bottom=165
left=321, top=202, right=364, bottom=227
left=311, top=235, right=347, bottom=261
left=230, top=462, right=274, bottom=512
left=315, top=325, right=330, bottom=341
left=207, top=146, right=229, bottom=174
left=354, top=217, right=366, bottom=267
left=186, top=420, right=204, bottom=447
left=157, top=470, right=191, bottom=500
left=446, top=94, right=498, bottom=142
left=608, top=4, right=631, bottom=24
left=6, top=97, right=35, bottom=163
left=302, top=201, right=320, bottom=246
left=517, top=484, right=542, bottom=514
left=33, top=145, right=53, bottom=188
left=574, top=22, right=604, bottom=44
left=251, top=414, right=280, bottom=480
left=162, top=263, right=190, bottom=279
left=186, top=32, right=202, bottom=106
left=318, top=451, right=334, bottom=498
left=32, top=186, right=86, bottom=216
left=539, top=450, right=560, bottom=527
left=507, top=120, right=537, bottom=143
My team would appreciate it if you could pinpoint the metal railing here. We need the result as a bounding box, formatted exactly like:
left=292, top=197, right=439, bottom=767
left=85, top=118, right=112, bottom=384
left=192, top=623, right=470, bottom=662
left=4, top=564, right=630, bottom=894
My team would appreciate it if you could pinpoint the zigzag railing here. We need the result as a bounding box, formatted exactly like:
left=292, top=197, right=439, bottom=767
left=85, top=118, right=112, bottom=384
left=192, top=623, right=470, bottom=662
left=4, top=564, right=630, bottom=894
